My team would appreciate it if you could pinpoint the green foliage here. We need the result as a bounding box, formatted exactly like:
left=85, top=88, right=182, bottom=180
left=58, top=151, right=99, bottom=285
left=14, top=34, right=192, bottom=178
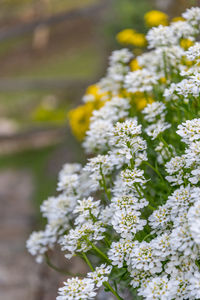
left=104, top=0, right=153, bottom=45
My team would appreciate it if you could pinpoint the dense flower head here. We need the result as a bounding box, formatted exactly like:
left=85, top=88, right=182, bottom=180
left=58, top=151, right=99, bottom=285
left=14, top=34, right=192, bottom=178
left=125, top=69, right=159, bottom=93
left=27, top=6, right=200, bottom=300
left=87, top=264, right=112, bottom=287
left=56, top=277, right=96, bottom=300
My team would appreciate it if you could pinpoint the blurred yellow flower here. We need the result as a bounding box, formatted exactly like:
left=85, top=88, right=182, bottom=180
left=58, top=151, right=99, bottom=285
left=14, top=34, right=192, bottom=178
left=131, top=92, right=154, bottom=111
left=180, top=38, right=194, bottom=50
left=171, top=16, right=185, bottom=23
left=69, top=84, right=109, bottom=140
left=117, top=29, right=146, bottom=47
left=130, top=58, right=141, bottom=71
left=144, top=10, right=168, bottom=27
left=68, top=86, right=106, bottom=141
left=68, top=103, right=93, bottom=141
left=116, top=29, right=136, bottom=44
left=159, top=77, right=167, bottom=84
left=68, top=100, right=104, bottom=141
left=84, top=84, right=108, bottom=102
left=131, top=32, right=147, bottom=48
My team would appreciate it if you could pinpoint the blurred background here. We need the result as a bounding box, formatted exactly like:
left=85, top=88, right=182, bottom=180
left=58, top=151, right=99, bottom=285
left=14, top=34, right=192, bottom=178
left=0, top=0, right=198, bottom=299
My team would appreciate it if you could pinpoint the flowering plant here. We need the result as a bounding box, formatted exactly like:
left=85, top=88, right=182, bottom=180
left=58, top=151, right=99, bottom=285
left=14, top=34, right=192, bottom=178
left=27, top=7, right=200, bottom=300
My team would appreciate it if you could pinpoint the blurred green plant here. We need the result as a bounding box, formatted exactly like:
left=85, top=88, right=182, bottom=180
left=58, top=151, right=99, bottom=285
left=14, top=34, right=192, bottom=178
left=104, top=0, right=153, bottom=46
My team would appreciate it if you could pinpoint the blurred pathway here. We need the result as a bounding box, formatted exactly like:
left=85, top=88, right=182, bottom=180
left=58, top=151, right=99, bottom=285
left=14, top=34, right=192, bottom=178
left=0, top=169, right=41, bottom=300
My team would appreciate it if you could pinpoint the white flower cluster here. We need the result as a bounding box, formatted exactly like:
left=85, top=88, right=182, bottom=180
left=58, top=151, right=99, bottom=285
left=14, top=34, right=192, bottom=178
left=27, top=6, right=200, bottom=300
left=99, top=48, right=133, bottom=94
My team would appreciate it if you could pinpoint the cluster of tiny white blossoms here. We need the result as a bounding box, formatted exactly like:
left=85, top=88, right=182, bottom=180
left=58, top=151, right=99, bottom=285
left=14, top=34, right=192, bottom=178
left=27, top=6, right=200, bottom=300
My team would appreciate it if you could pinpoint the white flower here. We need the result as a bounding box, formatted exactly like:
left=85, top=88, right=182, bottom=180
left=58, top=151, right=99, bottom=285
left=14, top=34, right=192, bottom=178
left=56, top=277, right=96, bottom=300
left=129, top=269, right=151, bottom=288
left=131, top=241, right=163, bottom=274
left=155, top=141, right=173, bottom=164
left=189, top=272, right=200, bottom=299
left=112, top=208, right=146, bottom=238
left=150, top=233, right=171, bottom=258
left=60, top=221, right=106, bottom=259
left=166, top=186, right=194, bottom=220
left=107, top=63, right=129, bottom=81
left=83, top=119, right=114, bottom=154
left=185, top=141, right=200, bottom=168
left=186, top=42, right=200, bottom=61
left=109, top=48, right=133, bottom=64
left=59, top=163, right=81, bottom=177
left=170, top=223, right=197, bottom=256
left=142, top=102, right=166, bottom=123
left=182, top=7, right=200, bottom=27
left=83, top=96, right=130, bottom=153
left=108, top=238, right=138, bottom=268
left=140, top=275, right=176, bottom=300
left=98, top=76, right=121, bottom=94
left=190, top=168, right=200, bottom=184
left=146, top=25, right=178, bottom=48
left=112, top=194, right=148, bottom=210
left=87, top=264, right=112, bottom=287
left=26, top=230, right=56, bottom=263
left=171, top=20, right=197, bottom=40
left=57, top=173, right=79, bottom=194
left=83, top=154, right=114, bottom=189
left=74, top=197, right=101, bottom=225
left=41, top=194, right=75, bottom=224
left=177, top=118, right=200, bottom=144
left=149, top=204, right=171, bottom=233
left=124, top=69, right=159, bottom=93
left=57, top=164, right=81, bottom=194
left=165, top=155, right=186, bottom=185
left=121, top=168, right=147, bottom=187
left=188, top=200, right=200, bottom=244
left=145, top=120, right=171, bottom=140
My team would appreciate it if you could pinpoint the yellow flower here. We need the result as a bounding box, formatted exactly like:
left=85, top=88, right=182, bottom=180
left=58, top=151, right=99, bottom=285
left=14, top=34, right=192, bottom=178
left=130, top=32, right=147, bottom=48
left=68, top=103, right=93, bottom=141
left=131, top=92, right=154, bottom=111
left=68, top=98, right=106, bottom=141
left=116, top=29, right=146, bottom=47
left=136, top=98, right=148, bottom=110
left=144, top=10, right=168, bottom=27
left=181, top=56, right=194, bottom=67
left=130, top=58, right=141, bottom=71
left=171, top=16, right=185, bottom=23
left=159, top=77, right=167, bottom=84
left=116, top=29, right=136, bottom=44
left=180, top=38, right=194, bottom=50
left=85, top=84, right=108, bottom=102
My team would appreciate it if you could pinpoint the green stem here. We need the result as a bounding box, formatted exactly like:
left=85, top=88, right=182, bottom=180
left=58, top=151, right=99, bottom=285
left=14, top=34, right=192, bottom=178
left=100, top=165, right=111, bottom=201
left=103, top=282, right=123, bottom=300
left=82, top=253, right=94, bottom=271
left=148, top=204, right=156, bottom=211
left=134, top=183, right=143, bottom=198
left=45, top=253, right=83, bottom=277
left=143, top=232, right=152, bottom=241
left=162, top=51, right=168, bottom=81
left=143, top=161, right=164, bottom=182
left=85, top=238, right=111, bottom=263
left=82, top=253, right=123, bottom=300
left=160, top=136, right=173, bottom=154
